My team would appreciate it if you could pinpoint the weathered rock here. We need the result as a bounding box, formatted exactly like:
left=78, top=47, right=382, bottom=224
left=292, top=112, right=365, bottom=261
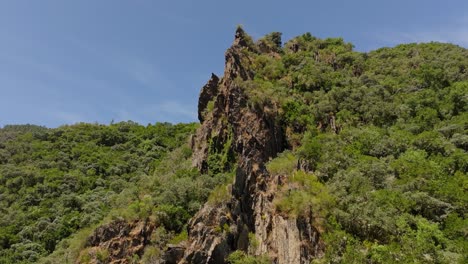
left=163, top=244, right=187, bottom=264
left=181, top=29, right=324, bottom=264
left=198, top=73, right=220, bottom=123
left=78, top=28, right=325, bottom=264
left=77, top=219, right=155, bottom=264
left=180, top=197, right=234, bottom=264
left=233, top=26, right=254, bottom=50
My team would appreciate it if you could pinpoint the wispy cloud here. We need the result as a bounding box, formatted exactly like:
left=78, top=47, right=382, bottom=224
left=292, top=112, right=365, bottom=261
left=381, top=29, right=468, bottom=47
left=51, top=111, right=87, bottom=124
left=376, top=18, right=468, bottom=47
left=1, top=53, right=73, bottom=82
left=159, top=101, right=197, bottom=120
left=139, top=101, right=197, bottom=123
left=69, top=36, right=173, bottom=91
left=124, top=59, right=171, bottom=89
left=106, top=101, right=197, bottom=126
left=111, top=109, right=145, bottom=124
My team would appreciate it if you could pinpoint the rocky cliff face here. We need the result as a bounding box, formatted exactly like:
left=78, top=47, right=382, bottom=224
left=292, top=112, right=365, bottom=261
left=174, top=27, right=324, bottom=264
left=77, top=219, right=155, bottom=264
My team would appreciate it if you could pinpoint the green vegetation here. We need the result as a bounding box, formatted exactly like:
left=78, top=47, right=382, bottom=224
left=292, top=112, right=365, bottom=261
left=0, top=122, right=233, bottom=263
left=275, top=171, right=334, bottom=228
left=207, top=182, right=233, bottom=206
left=207, top=125, right=236, bottom=175
left=226, top=232, right=269, bottom=264
left=227, top=250, right=270, bottom=264
left=266, top=150, right=297, bottom=175
left=238, top=32, right=467, bottom=263
left=1, top=30, right=467, bottom=263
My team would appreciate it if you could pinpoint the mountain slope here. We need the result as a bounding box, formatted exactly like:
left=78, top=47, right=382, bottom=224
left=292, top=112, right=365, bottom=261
left=177, top=27, right=467, bottom=264
left=0, top=122, right=199, bottom=263
left=0, top=28, right=466, bottom=264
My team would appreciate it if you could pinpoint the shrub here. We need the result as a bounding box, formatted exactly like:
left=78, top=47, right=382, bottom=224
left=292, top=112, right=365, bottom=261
left=154, top=205, right=190, bottom=233
left=207, top=184, right=231, bottom=206
left=275, top=171, right=334, bottom=222
left=169, top=229, right=188, bottom=244
left=140, top=246, right=161, bottom=264
left=266, top=150, right=297, bottom=175
left=227, top=250, right=270, bottom=264
left=96, top=249, right=109, bottom=262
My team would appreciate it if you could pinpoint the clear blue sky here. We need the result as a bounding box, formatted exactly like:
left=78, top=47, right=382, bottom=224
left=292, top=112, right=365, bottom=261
left=1, top=0, right=467, bottom=127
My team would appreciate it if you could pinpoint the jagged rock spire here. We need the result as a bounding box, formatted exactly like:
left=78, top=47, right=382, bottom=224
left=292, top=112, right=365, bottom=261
left=197, top=73, right=219, bottom=122
left=174, top=27, right=324, bottom=264
left=233, top=26, right=254, bottom=49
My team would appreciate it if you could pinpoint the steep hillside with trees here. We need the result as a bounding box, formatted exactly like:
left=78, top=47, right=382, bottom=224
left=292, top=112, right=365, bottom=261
left=0, top=28, right=466, bottom=264
left=0, top=122, right=218, bottom=263
left=180, top=28, right=467, bottom=264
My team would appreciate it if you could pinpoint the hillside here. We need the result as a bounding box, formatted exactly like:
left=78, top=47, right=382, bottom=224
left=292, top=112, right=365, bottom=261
left=0, top=27, right=467, bottom=263
left=0, top=122, right=211, bottom=263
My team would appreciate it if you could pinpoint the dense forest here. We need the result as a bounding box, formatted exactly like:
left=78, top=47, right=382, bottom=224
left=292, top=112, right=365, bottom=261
left=0, top=122, right=231, bottom=263
left=0, top=28, right=467, bottom=263
left=233, top=31, right=467, bottom=263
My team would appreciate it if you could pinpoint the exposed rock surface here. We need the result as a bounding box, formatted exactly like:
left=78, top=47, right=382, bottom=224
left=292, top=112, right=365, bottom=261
left=198, top=73, right=220, bottom=123
left=77, top=219, right=155, bottom=264
left=162, top=244, right=187, bottom=264
left=179, top=27, right=324, bottom=264
left=74, top=28, right=324, bottom=264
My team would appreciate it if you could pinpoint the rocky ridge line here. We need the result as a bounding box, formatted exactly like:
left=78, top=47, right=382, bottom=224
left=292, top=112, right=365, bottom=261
left=172, top=27, right=324, bottom=264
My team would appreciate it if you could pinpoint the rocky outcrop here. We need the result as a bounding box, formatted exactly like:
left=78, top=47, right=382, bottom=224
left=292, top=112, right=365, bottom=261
left=182, top=202, right=233, bottom=264
left=162, top=244, right=186, bottom=264
left=180, top=27, right=324, bottom=264
left=198, top=73, right=220, bottom=123
left=77, top=219, right=155, bottom=264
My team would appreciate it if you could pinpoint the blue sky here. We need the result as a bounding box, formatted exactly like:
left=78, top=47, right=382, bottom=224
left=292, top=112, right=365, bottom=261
left=1, top=0, right=467, bottom=127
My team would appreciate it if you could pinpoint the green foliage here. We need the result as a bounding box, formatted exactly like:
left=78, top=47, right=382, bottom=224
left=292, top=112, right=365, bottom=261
left=275, top=171, right=334, bottom=223
left=297, top=132, right=321, bottom=169
left=227, top=250, right=270, bottom=264
left=169, top=229, right=188, bottom=244
left=207, top=127, right=235, bottom=175
left=96, top=248, right=109, bottom=262
left=266, top=150, right=297, bottom=175
left=202, top=99, right=216, bottom=119
left=234, top=32, right=467, bottom=263
left=155, top=205, right=190, bottom=233
left=235, top=25, right=256, bottom=50
left=248, top=232, right=259, bottom=252
left=140, top=246, right=161, bottom=264
left=208, top=183, right=232, bottom=206
left=257, top=32, right=282, bottom=53
left=2, top=31, right=468, bottom=263
left=282, top=100, right=314, bottom=137
left=38, top=122, right=232, bottom=263
left=0, top=122, right=197, bottom=262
